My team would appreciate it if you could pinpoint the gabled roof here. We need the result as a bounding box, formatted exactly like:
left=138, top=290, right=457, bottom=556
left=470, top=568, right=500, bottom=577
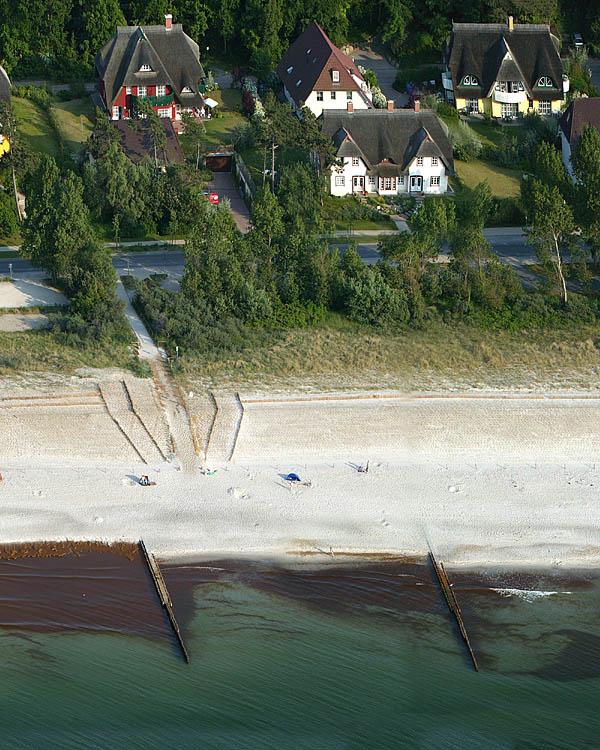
left=559, top=98, right=600, bottom=146
left=0, top=65, right=10, bottom=103
left=446, top=22, right=563, bottom=101
left=276, top=20, right=370, bottom=106
left=321, top=109, right=454, bottom=176
left=95, top=23, right=206, bottom=108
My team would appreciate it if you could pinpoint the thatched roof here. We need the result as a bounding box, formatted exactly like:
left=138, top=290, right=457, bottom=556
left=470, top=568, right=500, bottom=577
left=96, top=24, right=205, bottom=109
left=321, top=109, right=454, bottom=176
left=444, top=22, right=564, bottom=102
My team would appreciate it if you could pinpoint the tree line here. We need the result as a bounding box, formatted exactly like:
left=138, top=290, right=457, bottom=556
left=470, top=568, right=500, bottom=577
left=0, top=0, right=596, bottom=80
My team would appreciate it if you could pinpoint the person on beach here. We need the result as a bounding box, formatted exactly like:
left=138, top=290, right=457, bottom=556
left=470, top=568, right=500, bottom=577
left=358, top=462, right=369, bottom=474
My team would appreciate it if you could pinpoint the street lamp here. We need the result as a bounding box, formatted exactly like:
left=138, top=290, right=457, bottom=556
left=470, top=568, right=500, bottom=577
left=8, top=262, right=12, bottom=279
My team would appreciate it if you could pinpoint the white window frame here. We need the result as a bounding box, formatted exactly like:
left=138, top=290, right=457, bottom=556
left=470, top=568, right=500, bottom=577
left=137, top=86, right=147, bottom=98
left=335, top=175, right=345, bottom=186
left=332, top=70, right=340, bottom=83
left=399, top=176, right=405, bottom=185
left=430, top=176, right=440, bottom=186
left=316, top=91, right=323, bottom=101
left=461, top=74, right=478, bottom=86
left=139, top=64, right=152, bottom=72
left=352, top=157, right=359, bottom=166
left=368, top=175, right=376, bottom=185
left=111, top=105, right=119, bottom=120
left=537, top=76, right=553, bottom=88
left=331, top=91, right=336, bottom=100
left=538, top=100, right=551, bottom=114
left=156, top=85, right=166, bottom=97
left=157, top=108, right=171, bottom=118
left=431, top=156, right=438, bottom=166
left=466, top=98, right=479, bottom=113
left=347, top=90, right=353, bottom=100
left=126, top=86, right=132, bottom=95
left=501, top=102, right=518, bottom=118
left=416, top=156, right=423, bottom=166
left=182, top=85, right=193, bottom=94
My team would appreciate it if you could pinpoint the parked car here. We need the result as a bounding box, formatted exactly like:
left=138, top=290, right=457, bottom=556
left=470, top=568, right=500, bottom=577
left=203, top=190, right=219, bottom=205
left=573, top=33, right=584, bottom=48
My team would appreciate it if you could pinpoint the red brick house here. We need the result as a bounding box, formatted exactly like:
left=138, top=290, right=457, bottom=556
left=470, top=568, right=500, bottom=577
left=95, top=14, right=208, bottom=122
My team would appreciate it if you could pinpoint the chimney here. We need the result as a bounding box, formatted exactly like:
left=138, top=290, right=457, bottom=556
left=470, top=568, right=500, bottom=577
left=347, top=101, right=353, bottom=113
left=387, top=99, right=394, bottom=112
left=414, top=99, right=420, bottom=113
left=165, top=13, right=173, bottom=30
left=508, top=15, right=514, bottom=31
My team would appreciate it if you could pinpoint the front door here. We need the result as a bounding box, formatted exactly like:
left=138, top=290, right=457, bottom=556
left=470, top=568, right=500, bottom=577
left=352, top=176, right=365, bottom=193
left=410, top=175, right=422, bottom=192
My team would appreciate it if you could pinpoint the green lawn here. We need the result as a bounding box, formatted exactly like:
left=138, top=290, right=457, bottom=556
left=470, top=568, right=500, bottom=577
left=454, top=158, right=522, bottom=198
left=11, top=96, right=60, bottom=158
left=322, top=195, right=397, bottom=231
left=53, top=97, right=94, bottom=154
left=201, top=88, right=245, bottom=151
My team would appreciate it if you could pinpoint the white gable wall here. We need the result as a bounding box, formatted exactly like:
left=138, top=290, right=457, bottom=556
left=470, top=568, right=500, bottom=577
left=303, top=90, right=371, bottom=118
left=329, top=155, right=448, bottom=196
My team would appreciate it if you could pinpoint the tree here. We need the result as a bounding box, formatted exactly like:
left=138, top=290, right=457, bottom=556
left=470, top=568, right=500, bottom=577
left=181, top=111, right=205, bottom=169
left=75, top=0, right=126, bottom=66
left=571, top=124, right=600, bottom=266
left=0, top=100, right=25, bottom=222
left=523, top=179, right=575, bottom=304
left=136, top=98, right=167, bottom=167
left=88, top=107, right=121, bottom=159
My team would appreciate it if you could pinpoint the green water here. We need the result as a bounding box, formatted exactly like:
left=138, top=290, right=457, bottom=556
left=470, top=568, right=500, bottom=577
left=0, top=566, right=599, bottom=749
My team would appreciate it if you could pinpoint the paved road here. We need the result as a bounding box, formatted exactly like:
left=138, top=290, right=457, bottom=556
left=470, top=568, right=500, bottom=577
left=349, top=41, right=409, bottom=107
left=0, top=230, right=535, bottom=280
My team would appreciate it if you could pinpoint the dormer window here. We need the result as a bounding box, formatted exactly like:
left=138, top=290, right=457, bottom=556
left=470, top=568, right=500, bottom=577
left=139, top=64, right=152, bottom=72
left=332, top=70, right=340, bottom=83
left=461, top=75, right=479, bottom=86
left=287, top=66, right=293, bottom=74
left=296, top=79, right=302, bottom=87
left=181, top=85, right=192, bottom=93
left=306, top=48, right=311, bottom=54
left=537, top=76, right=553, bottom=88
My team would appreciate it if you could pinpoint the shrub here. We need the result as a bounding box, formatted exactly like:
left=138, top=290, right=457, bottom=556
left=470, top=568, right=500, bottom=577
left=344, top=270, right=410, bottom=326
left=371, top=88, right=388, bottom=108
left=449, top=121, right=482, bottom=161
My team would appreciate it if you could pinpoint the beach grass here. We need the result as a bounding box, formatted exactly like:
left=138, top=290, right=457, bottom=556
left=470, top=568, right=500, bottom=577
left=176, top=316, right=600, bottom=393
left=0, top=329, right=139, bottom=375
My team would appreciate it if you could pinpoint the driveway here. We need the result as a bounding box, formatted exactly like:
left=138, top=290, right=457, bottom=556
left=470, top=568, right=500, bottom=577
left=586, top=58, right=600, bottom=92
left=208, top=172, right=251, bottom=233
left=349, top=42, right=409, bottom=107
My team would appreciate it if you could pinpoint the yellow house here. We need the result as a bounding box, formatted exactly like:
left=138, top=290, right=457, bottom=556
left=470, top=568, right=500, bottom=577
left=0, top=65, right=11, bottom=157
left=442, top=18, right=568, bottom=118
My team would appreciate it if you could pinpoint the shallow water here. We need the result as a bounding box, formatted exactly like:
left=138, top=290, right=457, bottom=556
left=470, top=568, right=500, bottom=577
left=0, top=556, right=598, bottom=749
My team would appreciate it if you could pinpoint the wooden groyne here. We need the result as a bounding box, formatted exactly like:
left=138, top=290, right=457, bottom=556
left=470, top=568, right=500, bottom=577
left=429, top=552, right=479, bottom=672
left=139, top=540, right=190, bottom=663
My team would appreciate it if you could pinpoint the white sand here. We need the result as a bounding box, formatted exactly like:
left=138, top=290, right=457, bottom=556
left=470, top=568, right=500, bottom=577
left=0, top=313, right=48, bottom=331
left=0, top=279, right=67, bottom=308
left=1, top=392, right=600, bottom=568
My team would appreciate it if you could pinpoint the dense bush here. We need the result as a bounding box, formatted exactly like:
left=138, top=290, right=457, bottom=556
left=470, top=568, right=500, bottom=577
left=449, top=121, right=482, bottom=161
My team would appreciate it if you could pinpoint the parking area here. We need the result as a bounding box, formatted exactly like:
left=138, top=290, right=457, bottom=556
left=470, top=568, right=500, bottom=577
left=207, top=172, right=251, bottom=234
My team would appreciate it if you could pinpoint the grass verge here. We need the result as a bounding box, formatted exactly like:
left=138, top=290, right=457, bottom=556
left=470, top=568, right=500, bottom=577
left=174, top=316, right=600, bottom=393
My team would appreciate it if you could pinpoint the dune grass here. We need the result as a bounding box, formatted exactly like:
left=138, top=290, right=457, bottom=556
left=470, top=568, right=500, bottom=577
left=176, top=316, right=600, bottom=393
left=0, top=329, right=138, bottom=375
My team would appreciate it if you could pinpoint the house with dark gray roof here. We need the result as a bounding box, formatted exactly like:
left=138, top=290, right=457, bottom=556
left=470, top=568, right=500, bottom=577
left=558, top=98, right=600, bottom=177
left=321, top=102, right=453, bottom=196
left=95, top=14, right=207, bottom=122
left=442, top=17, right=568, bottom=118
left=276, top=21, right=373, bottom=117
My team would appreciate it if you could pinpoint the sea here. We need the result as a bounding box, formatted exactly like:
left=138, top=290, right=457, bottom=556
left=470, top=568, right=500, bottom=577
left=0, top=553, right=599, bottom=749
